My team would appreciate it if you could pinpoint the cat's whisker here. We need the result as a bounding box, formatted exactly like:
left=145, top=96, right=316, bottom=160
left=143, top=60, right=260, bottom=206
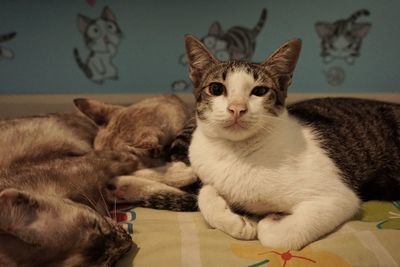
left=114, top=197, right=117, bottom=222
left=98, top=187, right=112, bottom=218
left=66, top=180, right=100, bottom=213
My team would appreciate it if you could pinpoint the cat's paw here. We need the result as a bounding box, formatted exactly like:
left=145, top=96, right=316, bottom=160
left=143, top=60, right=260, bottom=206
left=198, top=185, right=257, bottom=240
left=134, top=161, right=197, bottom=188
left=105, top=175, right=183, bottom=203
left=90, top=150, right=139, bottom=177
left=223, top=214, right=258, bottom=240
left=257, top=217, right=305, bottom=250
left=166, top=161, right=198, bottom=186
left=105, top=176, right=140, bottom=202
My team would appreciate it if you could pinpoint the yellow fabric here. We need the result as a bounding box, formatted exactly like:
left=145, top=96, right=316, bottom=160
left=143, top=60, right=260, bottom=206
left=118, top=202, right=400, bottom=267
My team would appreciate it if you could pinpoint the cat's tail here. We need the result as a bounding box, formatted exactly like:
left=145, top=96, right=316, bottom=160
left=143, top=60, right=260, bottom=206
left=252, top=8, right=268, bottom=36
left=139, top=192, right=198, bottom=211
left=0, top=31, right=16, bottom=43
left=73, top=48, right=92, bottom=79
left=348, top=9, right=370, bottom=23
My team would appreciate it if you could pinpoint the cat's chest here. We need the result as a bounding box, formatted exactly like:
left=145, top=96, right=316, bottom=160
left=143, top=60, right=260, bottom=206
left=189, top=131, right=297, bottom=210
left=189, top=127, right=346, bottom=214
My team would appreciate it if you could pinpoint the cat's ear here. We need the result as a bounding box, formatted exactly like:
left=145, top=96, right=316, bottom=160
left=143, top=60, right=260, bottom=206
left=208, top=22, right=223, bottom=36
left=102, top=6, right=116, bottom=22
left=262, top=39, right=302, bottom=90
left=315, top=22, right=334, bottom=38
left=0, top=189, right=42, bottom=245
left=0, top=189, right=82, bottom=248
left=352, top=23, right=371, bottom=38
left=74, top=98, right=122, bottom=126
left=185, top=34, right=218, bottom=89
left=77, top=14, right=91, bottom=34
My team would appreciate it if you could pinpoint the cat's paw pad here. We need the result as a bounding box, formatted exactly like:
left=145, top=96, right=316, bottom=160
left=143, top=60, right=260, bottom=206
left=105, top=177, right=133, bottom=202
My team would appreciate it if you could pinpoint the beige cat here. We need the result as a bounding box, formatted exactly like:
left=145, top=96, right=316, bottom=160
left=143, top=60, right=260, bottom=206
left=74, top=94, right=199, bottom=211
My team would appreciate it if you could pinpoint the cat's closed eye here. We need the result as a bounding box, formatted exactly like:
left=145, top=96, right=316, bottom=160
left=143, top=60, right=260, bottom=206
left=207, top=82, right=225, bottom=96
left=251, top=86, right=269, bottom=97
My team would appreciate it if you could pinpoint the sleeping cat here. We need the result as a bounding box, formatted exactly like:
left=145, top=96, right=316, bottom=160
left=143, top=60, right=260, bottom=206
left=74, top=6, right=122, bottom=84
left=74, top=95, right=199, bottom=211
left=0, top=113, right=136, bottom=267
left=184, top=35, right=400, bottom=250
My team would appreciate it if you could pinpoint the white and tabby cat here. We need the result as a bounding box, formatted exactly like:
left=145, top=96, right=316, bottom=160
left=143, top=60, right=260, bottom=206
left=184, top=35, right=400, bottom=250
left=315, top=9, right=371, bottom=64
left=74, top=6, right=122, bottom=84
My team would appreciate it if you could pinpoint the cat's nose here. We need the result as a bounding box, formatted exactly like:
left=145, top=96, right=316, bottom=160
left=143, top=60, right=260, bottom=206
left=227, top=103, right=248, bottom=119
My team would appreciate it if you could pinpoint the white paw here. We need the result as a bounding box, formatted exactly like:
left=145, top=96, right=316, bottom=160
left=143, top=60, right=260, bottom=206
left=164, top=162, right=198, bottom=187
left=105, top=176, right=134, bottom=202
left=257, top=218, right=305, bottom=250
left=223, top=213, right=257, bottom=240
left=198, top=185, right=257, bottom=240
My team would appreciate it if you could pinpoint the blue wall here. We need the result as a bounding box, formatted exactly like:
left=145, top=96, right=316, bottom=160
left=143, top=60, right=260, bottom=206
left=0, top=0, right=399, bottom=94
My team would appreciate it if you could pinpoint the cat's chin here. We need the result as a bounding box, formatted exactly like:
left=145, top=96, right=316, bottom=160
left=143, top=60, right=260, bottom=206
left=215, top=125, right=259, bottom=142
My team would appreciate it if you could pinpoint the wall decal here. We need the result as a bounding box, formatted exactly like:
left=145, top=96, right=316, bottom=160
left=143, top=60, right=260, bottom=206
left=315, top=9, right=371, bottom=65
left=0, top=32, right=17, bottom=61
left=324, top=66, right=346, bottom=86
left=73, top=6, right=122, bottom=84
left=172, top=8, right=267, bottom=92
left=86, top=0, right=96, bottom=7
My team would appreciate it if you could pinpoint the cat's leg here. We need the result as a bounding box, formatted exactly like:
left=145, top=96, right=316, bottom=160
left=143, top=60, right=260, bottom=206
left=130, top=161, right=197, bottom=188
left=198, top=185, right=257, bottom=240
left=106, top=176, right=197, bottom=211
left=88, top=58, right=104, bottom=83
left=257, top=194, right=360, bottom=250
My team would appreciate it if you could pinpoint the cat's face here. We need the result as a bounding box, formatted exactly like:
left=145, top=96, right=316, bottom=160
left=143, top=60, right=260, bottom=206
left=78, top=6, right=122, bottom=52
left=315, top=21, right=370, bottom=63
left=185, top=35, right=301, bottom=141
left=74, top=95, right=190, bottom=167
left=0, top=188, right=133, bottom=267
left=201, top=22, right=230, bottom=61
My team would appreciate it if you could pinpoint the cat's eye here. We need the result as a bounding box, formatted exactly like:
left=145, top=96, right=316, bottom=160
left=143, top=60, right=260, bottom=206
left=88, top=25, right=100, bottom=38
left=106, top=22, right=117, bottom=33
left=207, top=82, right=225, bottom=96
left=203, top=36, right=216, bottom=48
left=251, top=86, right=269, bottom=97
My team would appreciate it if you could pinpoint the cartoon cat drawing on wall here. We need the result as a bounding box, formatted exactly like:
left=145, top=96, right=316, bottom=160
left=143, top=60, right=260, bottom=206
left=74, top=6, right=122, bottom=84
left=315, top=9, right=371, bottom=64
left=172, top=8, right=267, bottom=92
left=0, top=32, right=16, bottom=60
left=201, top=8, right=267, bottom=61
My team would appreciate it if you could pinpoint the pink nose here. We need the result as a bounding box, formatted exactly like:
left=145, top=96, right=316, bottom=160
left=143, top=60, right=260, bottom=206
left=227, top=104, right=248, bottom=118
